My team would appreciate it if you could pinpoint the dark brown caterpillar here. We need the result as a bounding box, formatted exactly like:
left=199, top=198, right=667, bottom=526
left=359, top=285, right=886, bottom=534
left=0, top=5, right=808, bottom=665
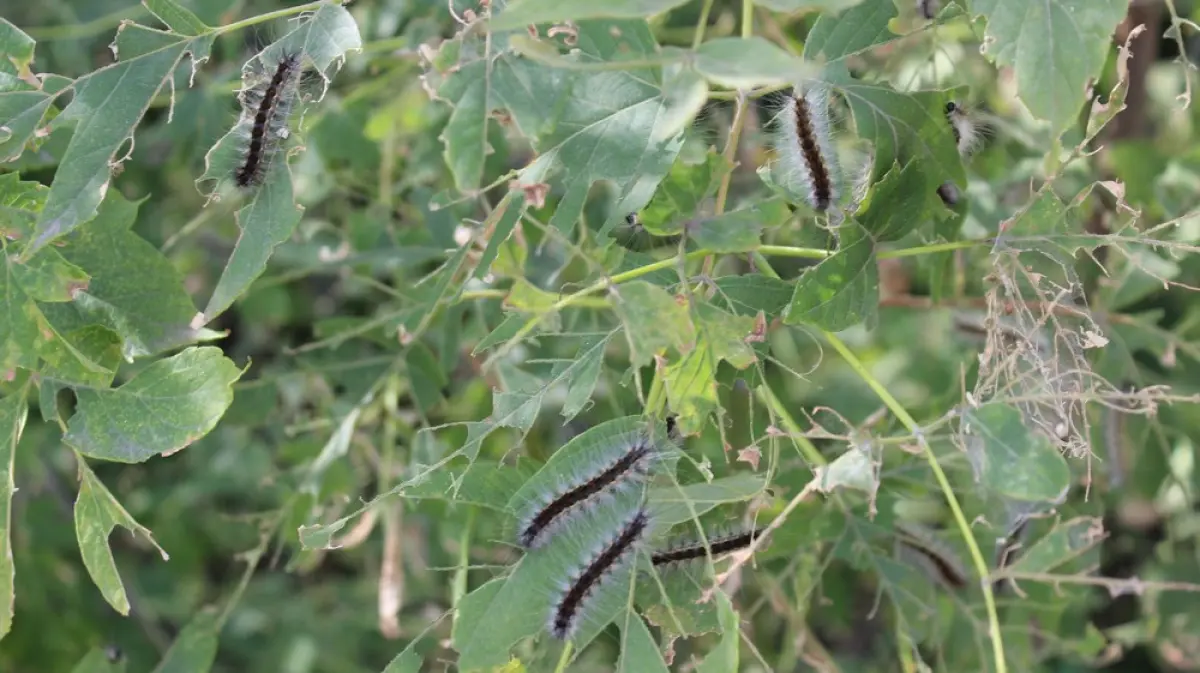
left=550, top=508, right=648, bottom=639
left=651, top=528, right=763, bottom=566
left=234, top=52, right=301, bottom=188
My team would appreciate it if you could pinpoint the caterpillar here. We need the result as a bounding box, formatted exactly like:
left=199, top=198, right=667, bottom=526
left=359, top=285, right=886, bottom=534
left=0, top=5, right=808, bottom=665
left=651, top=528, right=763, bottom=567
left=774, top=85, right=840, bottom=212
left=549, top=508, right=649, bottom=640
left=895, top=524, right=968, bottom=590
left=937, top=100, right=982, bottom=207
left=234, top=52, right=302, bottom=188
left=517, top=437, right=655, bottom=549
left=944, top=101, right=982, bottom=158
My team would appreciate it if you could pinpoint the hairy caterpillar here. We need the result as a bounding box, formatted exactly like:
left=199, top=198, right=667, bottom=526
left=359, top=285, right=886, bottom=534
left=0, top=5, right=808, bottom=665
left=774, top=85, right=840, bottom=212
left=650, top=528, right=763, bottom=567
left=937, top=100, right=983, bottom=207
left=517, top=437, right=655, bottom=549
left=944, top=101, right=982, bottom=159
left=234, top=52, right=302, bottom=188
left=895, top=524, right=968, bottom=590
left=549, top=508, right=649, bottom=639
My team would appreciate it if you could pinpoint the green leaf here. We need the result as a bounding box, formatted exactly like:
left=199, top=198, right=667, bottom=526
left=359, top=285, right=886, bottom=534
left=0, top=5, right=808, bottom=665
left=69, top=647, right=123, bottom=673
left=38, top=324, right=122, bottom=388
left=28, top=38, right=188, bottom=254
left=783, top=223, right=878, bottom=331
left=1007, top=517, right=1105, bottom=574
left=143, top=0, right=210, bottom=36
left=856, top=160, right=940, bottom=242
left=475, top=192, right=524, bottom=279
left=757, top=0, right=865, bottom=12
left=712, top=275, right=794, bottom=318
left=695, top=302, right=757, bottom=370
left=689, top=197, right=790, bottom=253
left=663, top=346, right=718, bottom=435
left=836, top=81, right=964, bottom=190
left=52, top=186, right=208, bottom=359
left=965, top=403, right=1071, bottom=502
left=152, top=609, right=220, bottom=673
left=0, top=80, right=54, bottom=162
left=381, top=645, right=423, bottom=673
left=617, top=612, right=669, bottom=673
left=970, top=0, right=1127, bottom=134
left=803, top=0, right=897, bottom=62
left=647, top=473, right=767, bottom=526
left=639, top=150, right=730, bottom=236
left=406, top=343, right=448, bottom=414
left=561, top=334, right=610, bottom=421
left=65, top=347, right=244, bottom=463
left=695, top=590, right=739, bottom=673
left=0, top=19, right=36, bottom=83
left=613, top=281, right=695, bottom=366
left=490, top=0, right=693, bottom=29
left=0, top=391, right=26, bottom=639
left=75, top=460, right=168, bottom=615
left=694, top=37, right=817, bottom=89
left=514, top=22, right=687, bottom=233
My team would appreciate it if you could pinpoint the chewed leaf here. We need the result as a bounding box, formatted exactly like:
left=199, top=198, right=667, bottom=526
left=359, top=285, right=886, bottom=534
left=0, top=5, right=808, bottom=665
left=695, top=590, right=739, bottom=673
left=963, top=403, right=1071, bottom=503
left=28, top=37, right=189, bottom=255
left=75, top=461, right=168, bottom=615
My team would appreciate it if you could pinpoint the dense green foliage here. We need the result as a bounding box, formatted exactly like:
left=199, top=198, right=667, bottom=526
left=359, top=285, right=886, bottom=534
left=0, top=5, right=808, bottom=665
left=2, top=0, right=1200, bottom=671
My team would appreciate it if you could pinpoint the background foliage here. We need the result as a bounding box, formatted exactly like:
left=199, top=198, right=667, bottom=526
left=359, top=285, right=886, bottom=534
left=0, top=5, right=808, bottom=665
left=2, top=0, right=1200, bottom=671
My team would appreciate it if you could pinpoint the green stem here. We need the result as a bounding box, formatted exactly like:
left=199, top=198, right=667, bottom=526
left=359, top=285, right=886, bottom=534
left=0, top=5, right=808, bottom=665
left=692, top=0, right=716, bottom=49
left=553, top=642, right=575, bottom=673
left=742, top=0, right=754, bottom=38
left=756, top=245, right=831, bottom=260
left=819, top=330, right=1007, bottom=673
left=214, top=1, right=328, bottom=35
left=877, top=238, right=991, bottom=259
